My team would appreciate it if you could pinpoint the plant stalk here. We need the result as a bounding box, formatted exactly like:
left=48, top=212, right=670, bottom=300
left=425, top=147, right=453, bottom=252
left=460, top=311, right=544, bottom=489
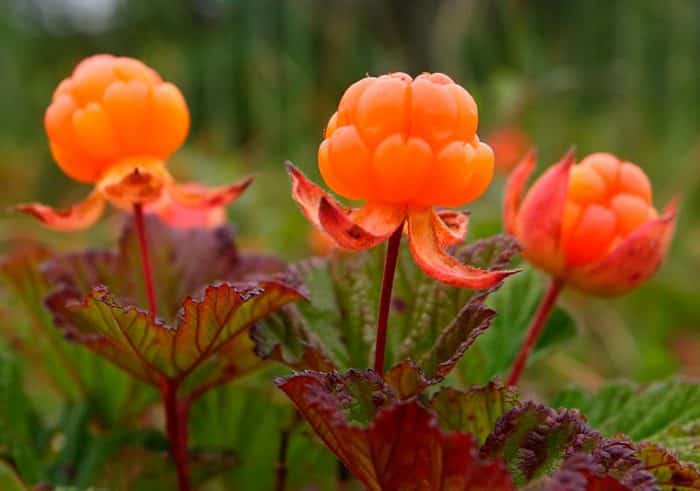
left=507, top=278, right=564, bottom=386
left=163, top=383, right=191, bottom=491
left=133, top=203, right=158, bottom=317
left=275, top=412, right=300, bottom=491
left=373, top=223, right=404, bottom=376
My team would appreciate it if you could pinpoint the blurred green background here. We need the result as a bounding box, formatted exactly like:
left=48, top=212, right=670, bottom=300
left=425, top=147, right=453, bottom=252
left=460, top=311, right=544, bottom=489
left=1, top=0, right=698, bottom=385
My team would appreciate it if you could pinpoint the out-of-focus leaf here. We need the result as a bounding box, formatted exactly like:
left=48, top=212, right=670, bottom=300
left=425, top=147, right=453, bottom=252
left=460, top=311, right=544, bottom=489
left=0, top=461, right=27, bottom=491
left=251, top=306, right=334, bottom=372
left=189, top=381, right=337, bottom=491
left=553, top=378, right=700, bottom=464
left=481, top=402, right=601, bottom=486
left=277, top=370, right=514, bottom=490
left=46, top=280, right=304, bottom=397
left=94, top=446, right=237, bottom=491
left=533, top=439, right=656, bottom=491
left=0, top=245, right=87, bottom=401
left=0, top=354, right=43, bottom=484
left=636, top=442, right=700, bottom=490
left=464, top=268, right=577, bottom=384
left=44, top=216, right=289, bottom=324
left=431, top=382, right=519, bottom=446
left=654, top=422, right=700, bottom=466
left=0, top=243, right=155, bottom=425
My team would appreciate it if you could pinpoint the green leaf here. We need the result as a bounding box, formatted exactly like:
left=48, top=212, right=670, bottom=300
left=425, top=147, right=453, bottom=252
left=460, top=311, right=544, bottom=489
left=393, top=234, right=522, bottom=373
left=0, top=354, right=43, bottom=484
left=47, top=280, right=304, bottom=397
left=480, top=402, right=601, bottom=486
left=189, top=381, right=337, bottom=491
left=257, top=235, right=521, bottom=392
left=430, top=382, right=519, bottom=446
left=465, top=268, right=577, bottom=384
left=553, top=378, right=700, bottom=466
left=0, top=461, right=27, bottom=491
left=251, top=306, right=334, bottom=372
left=0, top=243, right=154, bottom=425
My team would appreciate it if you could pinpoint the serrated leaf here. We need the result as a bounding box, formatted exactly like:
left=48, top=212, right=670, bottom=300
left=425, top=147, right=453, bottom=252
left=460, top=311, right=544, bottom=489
left=46, top=280, right=304, bottom=396
left=417, top=301, right=497, bottom=382
left=553, top=378, right=700, bottom=464
left=534, top=439, right=656, bottom=490
left=44, top=216, right=289, bottom=324
left=431, top=382, right=519, bottom=446
left=394, top=235, right=522, bottom=371
left=251, top=306, right=334, bottom=372
left=636, top=442, right=700, bottom=490
left=481, top=402, right=601, bottom=486
left=277, top=370, right=514, bottom=490
left=259, top=235, right=521, bottom=393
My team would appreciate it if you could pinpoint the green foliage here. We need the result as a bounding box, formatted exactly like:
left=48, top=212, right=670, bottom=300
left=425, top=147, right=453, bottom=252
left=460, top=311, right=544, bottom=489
left=431, top=383, right=518, bottom=446
left=0, top=354, right=43, bottom=484
left=481, top=402, right=600, bottom=486
left=255, top=235, right=522, bottom=389
left=0, top=461, right=27, bottom=491
left=553, top=378, right=700, bottom=465
left=462, top=268, right=578, bottom=384
left=190, top=382, right=336, bottom=491
left=0, top=244, right=154, bottom=426
left=1, top=3, right=698, bottom=487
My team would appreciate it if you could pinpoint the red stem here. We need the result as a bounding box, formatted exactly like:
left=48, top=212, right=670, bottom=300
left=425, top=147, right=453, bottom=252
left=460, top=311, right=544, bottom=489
left=162, top=382, right=191, bottom=491
left=274, top=411, right=300, bottom=491
left=507, top=278, right=563, bottom=386
left=133, top=203, right=158, bottom=317
left=373, top=224, right=404, bottom=376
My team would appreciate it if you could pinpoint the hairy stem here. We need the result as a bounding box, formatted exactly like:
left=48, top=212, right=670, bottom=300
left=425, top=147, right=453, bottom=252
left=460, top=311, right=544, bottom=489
left=507, top=278, right=563, bottom=386
left=133, top=203, right=157, bottom=316
left=162, top=383, right=191, bottom=491
left=373, top=224, right=404, bottom=376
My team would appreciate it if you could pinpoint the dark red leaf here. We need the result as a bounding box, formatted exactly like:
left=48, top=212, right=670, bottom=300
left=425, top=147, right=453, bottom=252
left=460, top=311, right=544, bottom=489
left=277, top=370, right=514, bottom=490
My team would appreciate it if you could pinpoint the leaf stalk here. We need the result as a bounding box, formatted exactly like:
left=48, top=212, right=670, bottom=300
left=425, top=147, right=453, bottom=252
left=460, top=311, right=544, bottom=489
left=162, top=382, right=191, bottom=491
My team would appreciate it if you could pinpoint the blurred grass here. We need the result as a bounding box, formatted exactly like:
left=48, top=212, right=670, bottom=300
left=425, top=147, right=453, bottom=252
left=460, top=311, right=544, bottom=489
left=0, top=0, right=698, bottom=384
